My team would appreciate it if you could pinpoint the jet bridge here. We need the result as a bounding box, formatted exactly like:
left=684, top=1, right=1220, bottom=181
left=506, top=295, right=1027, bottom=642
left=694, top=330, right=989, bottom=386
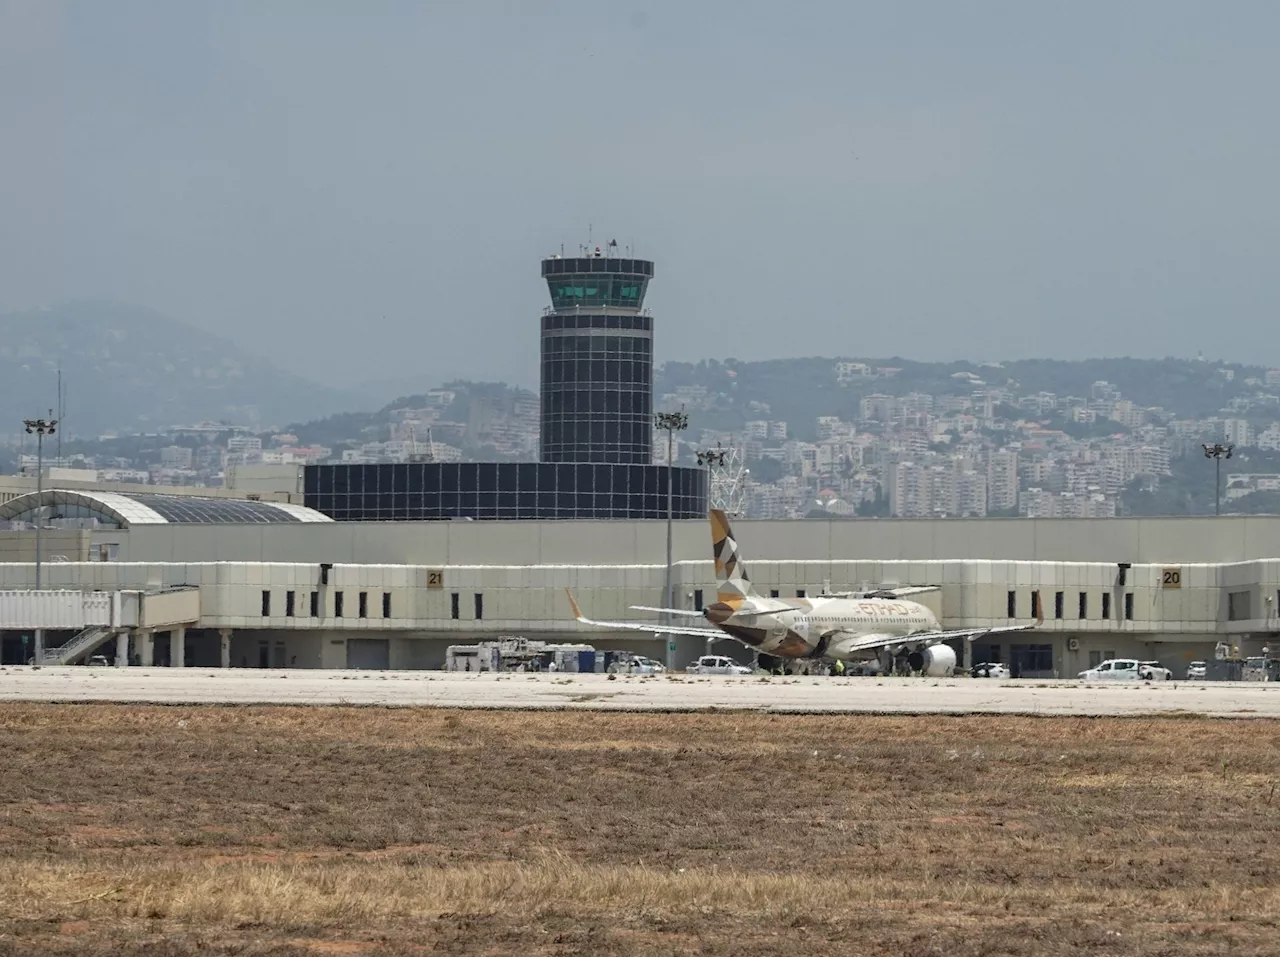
left=0, top=587, right=199, bottom=665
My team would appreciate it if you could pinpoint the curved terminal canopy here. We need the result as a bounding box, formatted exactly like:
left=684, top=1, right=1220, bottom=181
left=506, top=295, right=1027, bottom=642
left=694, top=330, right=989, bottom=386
left=0, top=489, right=333, bottom=529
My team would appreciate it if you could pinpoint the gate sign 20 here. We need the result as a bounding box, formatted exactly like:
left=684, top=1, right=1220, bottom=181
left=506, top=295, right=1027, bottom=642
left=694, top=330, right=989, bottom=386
left=1162, top=568, right=1182, bottom=589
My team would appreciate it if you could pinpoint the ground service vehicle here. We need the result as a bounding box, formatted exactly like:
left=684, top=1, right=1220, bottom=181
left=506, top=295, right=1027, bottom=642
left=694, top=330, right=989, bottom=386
left=686, top=655, right=752, bottom=675
left=969, top=662, right=1010, bottom=679
left=1078, top=658, right=1140, bottom=680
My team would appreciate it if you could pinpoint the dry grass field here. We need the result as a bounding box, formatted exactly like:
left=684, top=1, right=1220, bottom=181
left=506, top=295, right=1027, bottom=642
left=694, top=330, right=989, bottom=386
left=0, top=704, right=1278, bottom=956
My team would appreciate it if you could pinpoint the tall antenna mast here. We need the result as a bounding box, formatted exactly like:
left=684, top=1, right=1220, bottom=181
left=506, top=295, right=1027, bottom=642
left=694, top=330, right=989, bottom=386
left=56, top=368, right=63, bottom=462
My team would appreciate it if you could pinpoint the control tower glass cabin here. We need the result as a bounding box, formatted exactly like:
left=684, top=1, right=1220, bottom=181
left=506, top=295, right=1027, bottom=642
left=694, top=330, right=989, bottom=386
left=539, top=249, right=655, bottom=464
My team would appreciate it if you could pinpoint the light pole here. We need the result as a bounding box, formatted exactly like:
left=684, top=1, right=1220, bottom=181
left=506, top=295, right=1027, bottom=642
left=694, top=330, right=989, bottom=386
left=24, top=413, right=57, bottom=667
left=1202, top=442, right=1233, bottom=516
left=655, top=408, right=689, bottom=670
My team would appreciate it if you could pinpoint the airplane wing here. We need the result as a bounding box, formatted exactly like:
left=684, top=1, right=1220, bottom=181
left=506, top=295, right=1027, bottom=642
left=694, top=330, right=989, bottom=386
left=629, top=605, right=708, bottom=618
left=833, top=621, right=1043, bottom=655
left=566, top=589, right=724, bottom=638
left=864, top=585, right=937, bottom=599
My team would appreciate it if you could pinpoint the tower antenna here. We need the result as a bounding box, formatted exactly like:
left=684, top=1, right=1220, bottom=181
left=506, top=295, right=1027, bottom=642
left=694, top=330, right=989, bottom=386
left=56, top=368, right=63, bottom=462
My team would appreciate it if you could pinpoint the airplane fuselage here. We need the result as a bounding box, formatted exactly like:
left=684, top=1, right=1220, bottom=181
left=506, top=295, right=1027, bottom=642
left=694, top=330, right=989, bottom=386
left=706, top=595, right=940, bottom=659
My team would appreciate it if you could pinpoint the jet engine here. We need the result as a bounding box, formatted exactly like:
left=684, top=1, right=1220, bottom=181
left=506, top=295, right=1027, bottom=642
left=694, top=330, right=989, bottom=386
left=906, top=643, right=957, bottom=677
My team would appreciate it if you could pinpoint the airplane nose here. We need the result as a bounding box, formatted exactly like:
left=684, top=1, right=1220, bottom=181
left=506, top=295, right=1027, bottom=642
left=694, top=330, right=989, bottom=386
left=705, top=602, right=734, bottom=624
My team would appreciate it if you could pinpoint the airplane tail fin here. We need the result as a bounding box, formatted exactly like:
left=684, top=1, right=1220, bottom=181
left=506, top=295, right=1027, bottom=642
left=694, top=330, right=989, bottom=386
left=710, top=509, right=758, bottom=604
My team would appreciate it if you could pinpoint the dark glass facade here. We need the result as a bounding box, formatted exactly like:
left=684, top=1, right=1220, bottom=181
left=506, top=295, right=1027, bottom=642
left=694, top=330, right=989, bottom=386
left=540, top=255, right=655, bottom=465
left=305, top=462, right=708, bottom=521
left=540, top=320, right=652, bottom=464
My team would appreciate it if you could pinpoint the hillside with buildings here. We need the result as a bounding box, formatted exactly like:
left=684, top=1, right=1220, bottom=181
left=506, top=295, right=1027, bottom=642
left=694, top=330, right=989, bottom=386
left=12, top=353, right=1280, bottom=519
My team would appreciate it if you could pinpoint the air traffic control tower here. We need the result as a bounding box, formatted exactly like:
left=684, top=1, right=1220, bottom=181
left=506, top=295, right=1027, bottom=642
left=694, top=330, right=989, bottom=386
left=303, top=243, right=706, bottom=521
left=540, top=247, right=655, bottom=464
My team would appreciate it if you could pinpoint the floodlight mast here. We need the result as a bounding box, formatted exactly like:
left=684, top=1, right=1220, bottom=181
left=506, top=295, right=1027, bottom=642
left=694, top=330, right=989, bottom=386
left=654, top=409, right=689, bottom=669
left=23, top=413, right=58, bottom=667
left=1202, top=442, right=1233, bottom=516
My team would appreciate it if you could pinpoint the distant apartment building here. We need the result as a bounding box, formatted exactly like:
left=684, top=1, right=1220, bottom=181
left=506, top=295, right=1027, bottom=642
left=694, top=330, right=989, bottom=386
left=899, top=393, right=935, bottom=417
left=953, top=470, right=989, bottom=517
left=227, top=435, right=263, bottom=461
left=888, top=461, right=932, bottom=518
left=1109, top=400, right=1148, bottom=429
left=986, top=449, right=1019, bottom=512
left=835, top=361, right=871, bottom=382
left=159, top=446, right=193, bottom=470
left=1256, top=424, right=1280, bottom=452
left=783, top=441, right=820, bottom=477
left=815, top=416, right=844, bottom=441
left=1136, top=445, right=1172, bottom=476
left=194, top=446, right=222, bottom=471
left=860, top=394, right=896, bottom=423
left=937, top=395, right=973, bottom=415
left=1223, top=419, right=1254, bottom=448
left=1091, top=381, right=1121, bottom=402
left=1225, top=473, right=1280, bottom=501
left=1021, top=487, right=1115, bottom=519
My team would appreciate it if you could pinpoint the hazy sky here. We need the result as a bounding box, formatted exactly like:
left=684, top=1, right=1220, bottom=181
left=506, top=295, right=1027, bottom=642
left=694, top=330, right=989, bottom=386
left=2, top=1, right=1279, bottom=389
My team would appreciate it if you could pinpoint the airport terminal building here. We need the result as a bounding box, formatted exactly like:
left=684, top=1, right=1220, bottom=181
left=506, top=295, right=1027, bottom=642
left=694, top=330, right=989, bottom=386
left=3, top=246, right=1278, bottom=675
left=1, top=486, right=1279, bottom=676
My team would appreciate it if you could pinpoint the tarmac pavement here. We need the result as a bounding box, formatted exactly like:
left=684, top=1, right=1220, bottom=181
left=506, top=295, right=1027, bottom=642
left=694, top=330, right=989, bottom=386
left=1, top=666, right=1278, bottom=716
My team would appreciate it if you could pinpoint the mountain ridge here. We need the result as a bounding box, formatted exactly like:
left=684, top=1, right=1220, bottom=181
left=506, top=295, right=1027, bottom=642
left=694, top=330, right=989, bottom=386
left=0, top=301, right=371, bottom=436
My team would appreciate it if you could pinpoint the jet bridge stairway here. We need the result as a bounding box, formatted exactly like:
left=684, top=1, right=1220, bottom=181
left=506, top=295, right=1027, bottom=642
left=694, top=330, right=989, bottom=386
left=40, top=626, right=117, bottom=666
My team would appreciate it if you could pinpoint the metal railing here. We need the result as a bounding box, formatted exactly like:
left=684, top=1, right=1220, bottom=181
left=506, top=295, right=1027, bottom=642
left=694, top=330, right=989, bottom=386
left=40, top=626, right=116, bottom=666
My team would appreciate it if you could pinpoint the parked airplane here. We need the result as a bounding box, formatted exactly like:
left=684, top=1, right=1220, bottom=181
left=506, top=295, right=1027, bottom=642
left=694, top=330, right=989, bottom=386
left=567, top=509, right=1042, bottom=676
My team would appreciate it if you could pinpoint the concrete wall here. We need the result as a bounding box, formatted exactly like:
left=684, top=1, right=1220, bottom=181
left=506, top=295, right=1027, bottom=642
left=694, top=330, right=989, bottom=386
left=99, top=514, right=1280, bottom=568
left=0, top=530, right=91, bottom=563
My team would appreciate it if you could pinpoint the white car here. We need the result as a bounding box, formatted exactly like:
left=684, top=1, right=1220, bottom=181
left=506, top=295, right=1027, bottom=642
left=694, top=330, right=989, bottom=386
left=1138, top=660, right=1173, bottom=681
left=609, top=655, right=665, bottom=675
left=1186, top=660, right=1207, bottom=680
left=1078, top=658, right=1141, bottom=680
left=969, top=662, right=1010, bottom=679
left=686, top=655, right=752, bottom=676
